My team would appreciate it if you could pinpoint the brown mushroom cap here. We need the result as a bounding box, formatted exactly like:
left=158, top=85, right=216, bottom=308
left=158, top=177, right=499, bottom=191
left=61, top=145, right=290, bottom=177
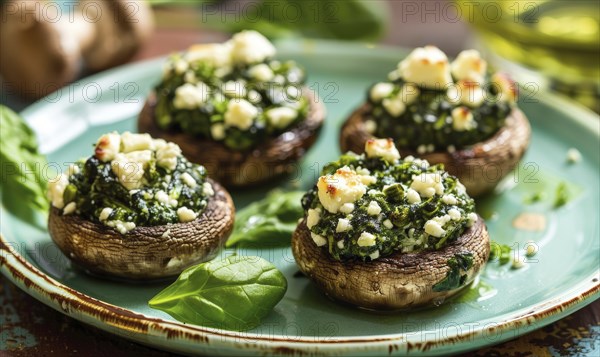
left=81, top=0, right=154, bottom=71
left=138, top=88, right=326, bottom=187
left=340, top=104, right=531, bottom=197
left=48, top=179, right=234, bottom=280
left=292, top=216, right=490, bottom=310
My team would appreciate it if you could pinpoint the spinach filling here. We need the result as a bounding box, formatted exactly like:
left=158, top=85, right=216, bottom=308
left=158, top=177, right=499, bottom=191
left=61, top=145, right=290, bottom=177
left=154, top=57, right=309, bottom=151
left=64, top=155, right=209, bottom=227
left=368, top=79, right=512, bottom=150
left=302, top=153, right=476, bottom=261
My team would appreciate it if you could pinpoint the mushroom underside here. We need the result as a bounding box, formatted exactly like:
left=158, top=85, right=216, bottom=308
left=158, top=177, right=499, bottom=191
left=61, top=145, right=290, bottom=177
left=48, top=179, right=234, bottom=280
left=340, top=105, right=531, bottom=197
left=138, top=88, right=326, bottom=187
left=291, top=217, right=490, bottom=310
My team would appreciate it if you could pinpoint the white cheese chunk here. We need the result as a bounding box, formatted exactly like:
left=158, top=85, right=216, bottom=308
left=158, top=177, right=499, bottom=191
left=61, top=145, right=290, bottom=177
left=306, top=208, right=321, bottom=229
left=185, top=43, right=233, bottom=71
left=62, top=202, right=76, bottom=215
left=566, top=148, right=582, bottom=163
left=120, top=132, right=154, bottom=153
left=339, top=203, right=355, bottom=214
left=173, top=59, right=188, bottom=74
left=410, top=173, right=445, bottom=198
left=406, top=188, right=421, bottom=204
left=364, top=119, right=377, bottom=134
left=106, top=220, right=136, bottom=234
left=383, top=219, right=393, bottom=229
left=311, top=232, right=327, bottom=247
left=491, top=72, right=517, bottom=103
left=367, top=201, right=382, bottom=216
left=173, top=82, right=210, bottom=110
left=180, top=172, right=197, bottom=188
left=336, top=218, right=352, bottom=233
left=369, top=250, right=380, bottom=260
left=266, top=107, right=297, bottom=129
left=210, top=123, right=226, bottom=140
left=94, top=132, right=121, bottom=162
left=451, top=106, right=476, bottom=131
left=448, top=208, right=462, bottom=221
left=424, top=219, right=446, bottom=237
left=224, top=99, right=258, bottom=130
left=398, top=46, right=453, bottom=89
left=442, top=194, right=458, bottom=205
left=317, top=167, right=367, bottom=213
left=230, top=30, right=276, bottom=64
left=365, top=138, right=401, bottom=162
left=203, top=182, right=215, bottom=196
left=156, top=142, right=182, bottom=171
left=248, top=63, right=274, bottom=81
left=370, top=82, right=395, bottom=102
left=99, top=207, right=113, bottom=221
left=357, top=232, right=377, bottom=247
left=111, top=152, right=148, bottom=190
left=467, top=212, right=478, bottom=227
left=177, top=206, right=197, bottom=223
left=337, top=240, right=345, bottom=249
left=222, top=80, right=247, bottom=98
left=399, top=83, right=420, bottom=105
left=47, top=173, right=69, bottom=209
left=382, top=96, right=406, bottom=117
left=451, top=49, right=487, bottom=84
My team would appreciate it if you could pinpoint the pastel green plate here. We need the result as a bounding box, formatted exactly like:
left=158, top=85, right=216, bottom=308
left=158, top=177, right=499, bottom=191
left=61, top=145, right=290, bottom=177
left=1, top=41, right=599, bottom=356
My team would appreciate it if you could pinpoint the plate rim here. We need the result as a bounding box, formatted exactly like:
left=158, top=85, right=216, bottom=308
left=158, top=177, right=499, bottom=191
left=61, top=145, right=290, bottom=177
left=3, top=39, right=600, bottom=355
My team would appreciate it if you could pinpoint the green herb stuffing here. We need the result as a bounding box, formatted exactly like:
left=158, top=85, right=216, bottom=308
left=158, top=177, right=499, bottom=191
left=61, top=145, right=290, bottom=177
left=155, top=55, right=309, bottom=151
left=368, top=79, right=513, bottom=151
left=553, top=181, right=569, bottom=208
left=432, top=253, right=474, bottom=292
left=64, top=154, right=209, bottom=227
left=226, top=190, right=304, bottom=248
left=148, top=256, right=287, bottom=331
left=303, top=152, right=476, bottom=261
left=0, top=106, right=49, bottom=228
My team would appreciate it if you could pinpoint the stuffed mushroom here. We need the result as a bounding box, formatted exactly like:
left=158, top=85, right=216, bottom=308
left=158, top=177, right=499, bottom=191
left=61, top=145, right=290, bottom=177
left=139, top=30, right=326, bottom=187
left=47, top=132, right=234, bottom=280
left=340, top=46, right=530, bottom=197
left=292, top=139, right=490, bottom=310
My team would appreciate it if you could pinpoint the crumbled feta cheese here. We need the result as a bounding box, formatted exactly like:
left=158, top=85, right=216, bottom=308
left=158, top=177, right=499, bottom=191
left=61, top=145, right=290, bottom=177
left=364, top=119, right=377, bottom=134
left=398, top=46, right=453, bottom=89
left=306, top=208, right=321, bottom=229
left=224, top=99, right=258, bottom=130
left=427, top=144, right=435, bottom=153
left=357, top=232, right=377, bottom=247
left=63, top=202, right=76, bottom=215
left=417, top=144, right=427, bottom=154
left=442, top=194, right=458, bottom=205
left=120, top=132, right=154, bottom=153
left=365, top=138, right=401, bottom=162
left=383, top=219, right=393, bottom=229
left=566, top=148, right=582, bottom=163
left=424, top=219, right=446, bottom=237
left=67, top=164, right=80, bottom=176
left=111, top=153, right=146, bottom=190
left=230, top=30, right=276, bottom=64
left=369, top=250, right=380, bottom=260
left=223, top=80, right=247, bottom=98
left=447, top=145, right=456, bottom=153
left=317, top=167, right=367, bottom=213
left=173, top=82, right=210, bottom=109
left=410, top=173, right=445, bottom=198
left=451, top=107, right=476, bottom=131
left=180, top=172, right=197, bottom=188
left=311, top=232, right=327, bottom=247
left=370, top=82, right=395, bottom=102
left=177, top=206, right=197, bottom=223
left=367, top=201, right=382, bottom=216
left=337, top=240, right=345, bottom=249
left=404, top=155, right=415, bottom=162
left=265, top=106, right=297, bottom=129
left=458, top=80, right=486, bottom=107
left=106, top=220, right=136, bottom=234
left=456, top=181, right=467, bottom=195
left=336, top=218, right=352, bottom=233
left=173, top=59, right=188, bottom=74
left=339, top=203, right=355, bottom=214
left=184, top=71, right=197, bottom=84
left=511, top=258, right=525, bottom=269
left=491, top=72, right=517, bottom=103
left=406, top=188, right=421, bottom=204
left=399, top=83, right=420, bottom=105
left=382, top=96, right=406, bottom=116
left=248, top=63, right=274, bottom=81
left=210, top=123, right=226, bottom=140
left=162, top=229, right=171, bottom=238
left=525, top=241, right=537, bottom=257
left=94, top=132, right=121, bottom=162
left=359, top=175, right=377, bottom=186
left=467, top=212, right=478, bottom=227
left=202, top=182, right=214, bottom=196
left=185, top=43, right=232, bottom=71
left=448, top=208, right=462, bottom=221
left=156, top=142, right=182, bottom=171
left=451, top=49, right=487, bottom=84
left=155, top=190, right=170, bottom=205
left=99, top=207, right=113, bottom=221
left=47, top=173, right=69, bottom=209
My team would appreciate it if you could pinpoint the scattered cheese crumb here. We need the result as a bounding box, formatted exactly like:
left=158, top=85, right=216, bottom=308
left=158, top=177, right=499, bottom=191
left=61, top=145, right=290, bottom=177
left=62, top=202, right=76, bottom=215
left=357, top=232, right=377, bottom=247
left=566, top=148, right=582, bottom=164
left=336, top=218, right=352, bottom=233
left=367, top=201, right=382, bottom=216
left=311, top=232, right=327, bottom=247
left=365, top=138, right=401, bottom=162
left=306, top=208, right=321, bottom=229
left=177, top=206, right=197, bottom=223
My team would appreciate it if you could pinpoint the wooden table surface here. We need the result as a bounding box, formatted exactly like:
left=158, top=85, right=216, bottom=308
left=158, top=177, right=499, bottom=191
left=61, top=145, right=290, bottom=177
left=1, top=2, right=599, bottom=355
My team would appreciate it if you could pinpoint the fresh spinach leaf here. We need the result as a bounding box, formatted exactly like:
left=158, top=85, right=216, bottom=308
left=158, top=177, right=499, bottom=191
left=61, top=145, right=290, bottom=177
left=148, top=256, right=287, bottom=331
left=0, top=105, right=49, bottom=228
left=226, top=190, right=304, bottom=248
left=432, top=253, right=473, bottom=292
left=553, top=181, right=569, bottom=208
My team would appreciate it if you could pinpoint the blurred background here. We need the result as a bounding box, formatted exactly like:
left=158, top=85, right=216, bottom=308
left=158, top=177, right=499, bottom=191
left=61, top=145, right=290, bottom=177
left=1, top=0, right=599, bottom=112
